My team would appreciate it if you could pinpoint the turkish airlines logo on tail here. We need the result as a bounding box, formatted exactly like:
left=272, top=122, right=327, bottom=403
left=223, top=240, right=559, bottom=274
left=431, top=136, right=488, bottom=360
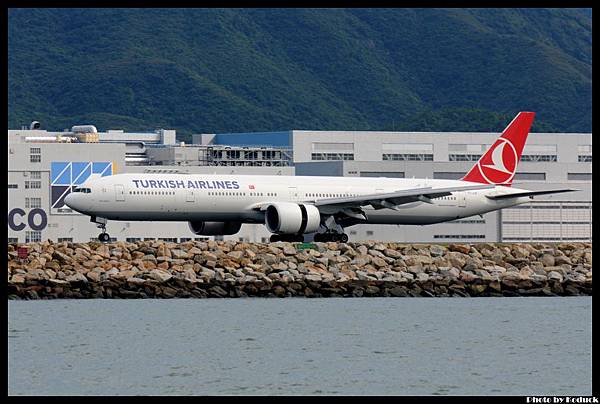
left=477, top=137, right=518, bottom=184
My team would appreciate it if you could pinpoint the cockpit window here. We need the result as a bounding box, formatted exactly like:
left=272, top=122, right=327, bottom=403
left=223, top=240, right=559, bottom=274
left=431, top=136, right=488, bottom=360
left=73, top=187, right=92, bottom=193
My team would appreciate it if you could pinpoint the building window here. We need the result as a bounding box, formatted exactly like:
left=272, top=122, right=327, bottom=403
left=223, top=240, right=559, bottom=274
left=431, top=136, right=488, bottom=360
left=8, top=238, right=19, bottom=243
left=382, top=143, right=433, bottom=161
left=195, top=237, right=209, bottom=241
left=311, top=153, right=354, bottom=161
left=143, top=238, right=156, bottom=241
left=30, top=147, right=42, bottom=163
left=126, top=238, right=141, bottom=242
left=577, top=144, right=592, bottom=162
left=25, top=231, right=42, bottom=243
left=513, top=172, right=546, bottom=181
left=57, top=238, right=73, bottom=243
left=366, top=230, right=374, bottom=236
left=25, top=181, right=42, bottom=189
left=311, top=142, right=354, bottom=161
left=158, top=237, right=178, bottom=242
left=8, top=184, right=18, bottom=189
left=449, top=154, right=482, bottom=161
left=25, top=197, right=42, bottom=208
left=568, top=173, right=592, bottom=181
left=30, top=171, right=42, bottom=179
left=433, top=234, right=486, bottom=239
left=520, top=155, right=557, bottom=162
left=382, top=153, right=433, bottom=161
left=578, top=155, right=592, bottom=162
left=433, top=172, right=464, bottom=180
left=179, top=238, right=192, bottom=242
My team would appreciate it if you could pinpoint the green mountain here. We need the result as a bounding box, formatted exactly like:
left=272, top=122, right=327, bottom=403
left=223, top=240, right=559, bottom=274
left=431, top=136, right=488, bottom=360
left=8, top=8, right=591, bottom=141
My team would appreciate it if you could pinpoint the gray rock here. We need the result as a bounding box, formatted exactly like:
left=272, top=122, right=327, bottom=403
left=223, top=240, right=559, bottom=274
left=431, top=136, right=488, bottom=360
left=66, top=272, right=88, bottom=283
left=389, top=286, right=408, bottom=297
left=554, top=255, right=572, bottom=266
left=282, top=245, right=296, bottom=255
left=547, top=271, right=563, bottom=282
left=380, top=249, right=398, bottom=259
left=127, top=277, right=147, bottom=285
left=429, top=245, right=446, bottom=257
left=305, top=274, right=322, bottom=282
left=150, top=269, right=173, bottom=283
left=540, top=254, right=555, bottom=267
left=227, top=250, right=244, bottom=260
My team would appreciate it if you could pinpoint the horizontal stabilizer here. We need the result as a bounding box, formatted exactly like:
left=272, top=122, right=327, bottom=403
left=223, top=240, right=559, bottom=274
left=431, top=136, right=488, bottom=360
left=485, top=189, right=577, bottom=200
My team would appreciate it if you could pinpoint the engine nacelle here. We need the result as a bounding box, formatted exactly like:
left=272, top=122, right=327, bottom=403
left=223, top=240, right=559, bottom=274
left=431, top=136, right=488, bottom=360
left=265, top=202, right=320, bottom=234
left=188, top=221, right=242, bottom=236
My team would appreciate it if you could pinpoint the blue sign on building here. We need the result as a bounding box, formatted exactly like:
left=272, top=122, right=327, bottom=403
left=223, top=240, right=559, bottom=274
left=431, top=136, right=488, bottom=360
left=50, top=162, right=114, bottom=209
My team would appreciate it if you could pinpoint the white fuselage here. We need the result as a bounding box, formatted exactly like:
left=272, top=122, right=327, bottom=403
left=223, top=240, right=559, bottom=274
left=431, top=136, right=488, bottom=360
left=65, top=173, right=531, bottom=227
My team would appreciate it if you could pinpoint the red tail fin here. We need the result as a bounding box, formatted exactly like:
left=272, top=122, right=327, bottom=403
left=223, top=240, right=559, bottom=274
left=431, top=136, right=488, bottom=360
left=461, top=112, right=535, bottom=186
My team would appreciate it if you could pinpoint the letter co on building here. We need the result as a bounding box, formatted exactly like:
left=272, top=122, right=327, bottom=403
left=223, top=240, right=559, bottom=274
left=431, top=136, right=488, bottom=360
left=8, top=208, right=48, bottom=231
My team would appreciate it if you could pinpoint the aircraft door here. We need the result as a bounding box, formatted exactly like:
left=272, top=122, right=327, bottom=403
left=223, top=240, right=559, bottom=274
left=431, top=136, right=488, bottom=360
left=288, top=187, right=298, bottom=201
left=458, top=193, right=466, bottom=207
left=115, top=185, right=125, bottom=202
left=186, top=190, right=194, bottom=203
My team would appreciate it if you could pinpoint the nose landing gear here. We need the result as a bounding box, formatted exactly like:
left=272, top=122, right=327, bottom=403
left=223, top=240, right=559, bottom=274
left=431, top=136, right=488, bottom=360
left=98, top=232, right=110, bottom=243
left=91, top=216, right=111, bottom=243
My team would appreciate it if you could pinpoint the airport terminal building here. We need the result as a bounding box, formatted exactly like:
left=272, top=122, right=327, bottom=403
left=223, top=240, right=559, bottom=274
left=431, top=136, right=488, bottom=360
left=8, top=124, right=592, bottom=243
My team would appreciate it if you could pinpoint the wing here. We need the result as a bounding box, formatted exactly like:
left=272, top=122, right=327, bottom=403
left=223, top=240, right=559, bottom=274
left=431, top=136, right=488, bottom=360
left=312, top=184, right=495, bottom=219
left=485, top=189, right=577, bottom=200
left=248, top=183, right=494, bottom=220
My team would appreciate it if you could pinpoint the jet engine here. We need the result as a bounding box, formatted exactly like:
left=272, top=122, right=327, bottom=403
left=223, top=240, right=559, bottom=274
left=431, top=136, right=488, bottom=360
left=188, top=221, right=242, bottom=236
left=265, top=202, right=320, bottom=234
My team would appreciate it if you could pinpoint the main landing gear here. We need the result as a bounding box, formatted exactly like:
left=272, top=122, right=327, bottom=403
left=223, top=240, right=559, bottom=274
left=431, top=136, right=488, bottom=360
left=92, top=216, right=110, bottom=243
left=313, top=231, right=348, bottom=243
left=270, top=234, right=304, bottom=243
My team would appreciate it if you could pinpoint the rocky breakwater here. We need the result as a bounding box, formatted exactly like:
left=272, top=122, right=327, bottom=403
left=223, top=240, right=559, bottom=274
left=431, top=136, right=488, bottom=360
left=7, top=241, right=592, bottom=299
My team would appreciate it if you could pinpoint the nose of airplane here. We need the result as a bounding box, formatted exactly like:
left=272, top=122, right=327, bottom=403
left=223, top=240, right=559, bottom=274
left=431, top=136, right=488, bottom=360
left=64, top=192, right=84, bottom=212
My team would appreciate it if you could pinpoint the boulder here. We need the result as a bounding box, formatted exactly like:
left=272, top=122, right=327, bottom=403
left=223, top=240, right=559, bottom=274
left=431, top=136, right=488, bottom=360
left=66, top=272, right=88, bottom=283
left=429, top=245, right=446, bottom=257
left=150, top=269, right=173, bottom=283
left=547, top=271, right=564, bottom=282
left=171, top=249, right=190, bottom=260
left=449, top=244, right=471, bottom=254
left=540, top=254, right=555, bottom=267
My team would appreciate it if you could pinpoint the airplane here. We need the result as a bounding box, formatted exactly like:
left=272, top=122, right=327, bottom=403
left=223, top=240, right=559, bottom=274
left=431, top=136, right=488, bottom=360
left=64, top=111, right=575, bottom=243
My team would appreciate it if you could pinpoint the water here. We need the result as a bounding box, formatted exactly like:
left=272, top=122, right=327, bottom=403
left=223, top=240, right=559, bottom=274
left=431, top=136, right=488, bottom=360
left=8, top=297, right=592, bottom=395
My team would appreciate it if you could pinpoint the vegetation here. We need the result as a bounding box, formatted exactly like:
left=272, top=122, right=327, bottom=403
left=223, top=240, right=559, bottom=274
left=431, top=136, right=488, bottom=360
left=8, top=8, right=591, bottom=140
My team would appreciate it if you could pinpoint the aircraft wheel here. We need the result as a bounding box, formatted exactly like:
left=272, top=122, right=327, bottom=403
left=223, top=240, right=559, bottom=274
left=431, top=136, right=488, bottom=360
left=340, top=233, right=349, bottom=243
left=314, top=233, right=322, bottom=242
left=98, top=233, right=110, bottom=243
left=294, top=234, right=304, bottom=243
left=270, top=234, right=280, bottom=242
